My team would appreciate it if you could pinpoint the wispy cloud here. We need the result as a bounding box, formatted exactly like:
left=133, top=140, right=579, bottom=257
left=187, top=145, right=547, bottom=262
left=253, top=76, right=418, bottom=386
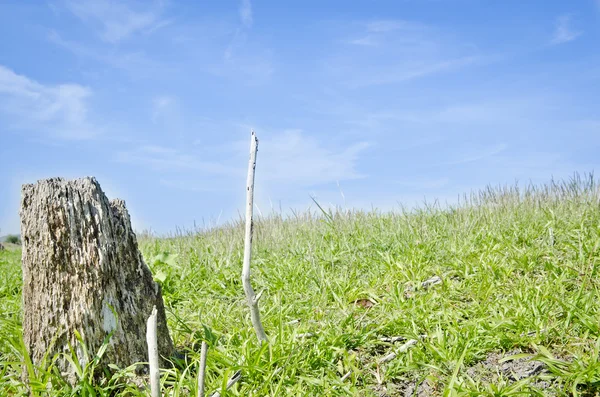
left=347, top=20, right=428, bottom=47
left=115, top=145, right=242, bottom=175
left=129, top=129, right=370, bottom=192
left=349, top=56, right=483, bottom=88
left=333, top=19, right=486, bottom=88
left=64, top=0, right=169, bottom=43
left=258, top=130, right=370, bottom=186
left=151, top=95, right=175, bottom=123
left=48, top=30, right=168, bottom=77
left=0, top=65, right=95, bottom=139
left=239, top=0, right=253, bottom=28
left=440, top=143, right=508, bottom=166
left=219, top=31, right=275, bottom=85
left=348, top=36, right=378, bottom=47
left=551, top=14, right=582, bottom=45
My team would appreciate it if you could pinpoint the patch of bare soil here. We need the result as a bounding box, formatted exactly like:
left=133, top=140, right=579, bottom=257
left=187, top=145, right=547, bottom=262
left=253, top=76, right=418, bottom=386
left=371, top=349, right=558, bottom=397
left=465, top=349, right=556, bottom=393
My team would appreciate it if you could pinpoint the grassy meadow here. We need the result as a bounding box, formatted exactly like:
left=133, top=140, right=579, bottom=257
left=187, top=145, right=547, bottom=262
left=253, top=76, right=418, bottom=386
left=2, top=176, right=600, bottom=396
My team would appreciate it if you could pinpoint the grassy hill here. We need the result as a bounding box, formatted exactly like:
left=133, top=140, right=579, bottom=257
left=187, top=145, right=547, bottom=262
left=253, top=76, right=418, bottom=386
left=1, top=175, right=600, bottom=396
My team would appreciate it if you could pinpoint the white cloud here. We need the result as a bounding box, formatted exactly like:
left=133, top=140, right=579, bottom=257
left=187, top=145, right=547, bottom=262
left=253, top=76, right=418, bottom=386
left=153, top=95, right=173, bottom=109
left=0, top=65, right=95, bottom=139
left=333, top=19, right=486, bottom=88
left=258, top=129, right=370, bottom=186
left=151, top=95, right=175, bottom=123
left=551, top=14, right=582, bottom=45
left=348, top=36, right=379, bottom=47
left=48, top=30, right=168, bottom=78
left=239, top=0, right=253, bottom=28
left=347, top=56, right=483, bottom=88
left=348, top=20, right=428, bottom=47
left=219, top=31, right=274, bottom=85
left=118, top=129, right=369, bottom=193
left=115, top=145, right=243, bottom=175
left=439, top=143, right=508, bottom=166
left=64, top=0, right=169, bottom=43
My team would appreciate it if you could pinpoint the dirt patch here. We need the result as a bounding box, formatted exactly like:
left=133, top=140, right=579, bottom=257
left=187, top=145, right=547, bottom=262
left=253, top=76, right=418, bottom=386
left=370, top=349, right=558, bottom=396
left=372, top=376, right=440, bottom=397
left=465, top=349, right=556, bottom=392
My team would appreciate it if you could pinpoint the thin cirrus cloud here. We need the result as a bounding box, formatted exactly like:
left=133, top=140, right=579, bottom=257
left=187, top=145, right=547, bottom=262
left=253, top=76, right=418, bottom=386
left=239, top=0, right=253, bottom=28
left=347, top=20, right=430, bottom=47
left=550, top=14, right=582, bottom=45
left=115, top=145, right=243, bottom=175
left=151, top=95, right=176, bottom=123
left=333, top=19, right=486, bottom=88
left=439, top=143, right=509, bottom=167
left=0, top=65, right=95, bottom=140
left=63, top=0, right=170, bottom=43
left=118, top=129, right=371, bottom=193
left=256, top=130, right=370, bottom=187
left=47, top=30, right=170, bottom=79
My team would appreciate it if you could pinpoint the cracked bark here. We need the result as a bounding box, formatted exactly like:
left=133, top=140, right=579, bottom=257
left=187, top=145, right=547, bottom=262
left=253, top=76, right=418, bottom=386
left=20, top=177, right=174, bottom=385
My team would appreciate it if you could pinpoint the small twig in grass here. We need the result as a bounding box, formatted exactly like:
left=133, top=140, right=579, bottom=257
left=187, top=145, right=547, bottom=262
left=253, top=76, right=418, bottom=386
left=379, top=334, right=427, bottom=343
left=379, top=339, right=418, bottom=364
left=340, top=371, right=352, bottom=382
left=197, top=341, right=208, bottom=397
left=398, top=339, right=418, bottom=352
left=285, top=319, right=300, bottom=325
left=146, top=306, right=160, bottom=397
left=379, top=351, right=397, bottom=364
left=379, top=336, right=406, bottom=343
left=209, top=370, right=242, bottom=397
left=242, top=130, right=268, bottom=343
left=421, top=275, right=442, bottom=289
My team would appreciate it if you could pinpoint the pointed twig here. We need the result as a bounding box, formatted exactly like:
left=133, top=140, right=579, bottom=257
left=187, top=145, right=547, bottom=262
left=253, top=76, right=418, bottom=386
left=241, top=130, right=268, bottom=342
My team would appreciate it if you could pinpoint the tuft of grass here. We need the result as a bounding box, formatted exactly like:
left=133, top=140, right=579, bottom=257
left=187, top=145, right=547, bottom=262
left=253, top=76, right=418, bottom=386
left=2, top=174, right=600, bottom=395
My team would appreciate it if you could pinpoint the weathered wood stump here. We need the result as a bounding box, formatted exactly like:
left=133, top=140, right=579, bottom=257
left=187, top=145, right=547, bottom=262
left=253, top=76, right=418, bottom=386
left=20, top=177, right=174, bottom=385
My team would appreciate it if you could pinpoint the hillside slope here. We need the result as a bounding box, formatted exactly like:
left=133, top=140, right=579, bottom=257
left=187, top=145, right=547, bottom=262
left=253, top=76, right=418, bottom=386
left=1, top=175, right=600, bottom=396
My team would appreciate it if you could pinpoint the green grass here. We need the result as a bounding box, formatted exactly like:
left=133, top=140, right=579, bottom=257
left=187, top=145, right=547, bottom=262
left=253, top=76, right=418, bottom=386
left=2, top=174, right=600, bottom=396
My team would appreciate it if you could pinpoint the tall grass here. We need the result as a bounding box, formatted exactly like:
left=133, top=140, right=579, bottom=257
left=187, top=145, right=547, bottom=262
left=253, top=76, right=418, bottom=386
left=2, top=174, right=600, bottom=396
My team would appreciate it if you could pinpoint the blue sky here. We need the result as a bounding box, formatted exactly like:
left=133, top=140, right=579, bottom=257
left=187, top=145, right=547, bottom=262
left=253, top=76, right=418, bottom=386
left=1, top=0, right=599, bottom=235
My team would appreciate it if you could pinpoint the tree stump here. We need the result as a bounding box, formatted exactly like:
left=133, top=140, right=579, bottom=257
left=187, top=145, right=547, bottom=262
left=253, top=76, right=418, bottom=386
left=20, top=177, right=174, bottom=385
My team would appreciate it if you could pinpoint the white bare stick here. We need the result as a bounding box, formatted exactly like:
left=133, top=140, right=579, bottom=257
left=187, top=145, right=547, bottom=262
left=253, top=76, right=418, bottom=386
left=340, top=371, right=352, bottom=382
left=379, top=351, right=397, bottom=364
left=379, top=339, right=418, bottom=364
left=146, top=306, right=160, bottom=397
left=242, top=130, right=268, bottom=343
left=421, top=275, right=442, bottom=289
left=210, top=370, right=242, bottom=397
left=197, top=341, right=208, bottom=397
